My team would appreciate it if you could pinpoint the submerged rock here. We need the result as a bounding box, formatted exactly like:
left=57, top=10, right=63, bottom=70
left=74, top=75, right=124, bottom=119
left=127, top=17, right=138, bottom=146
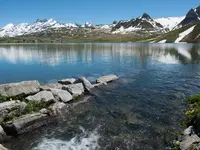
left=96, top=74, right=119, bottom=83
left=93, top=82, right=107, bottom=87
left=0, top=101, right=27, bottom=122
left=58, top=78, right=76, bottom=85
left=63, top=83, right=84, bottom=97
left=50, top=88, right=73, bottom=103
left=26, top=91, right=55, bottom=102
left=0, top=81, right=40, bottom=97
left=2, top=113, right=48, bottom=136
left=79, top=77, right=94, bottom=91
left=49, top=102, right=66, bottom=116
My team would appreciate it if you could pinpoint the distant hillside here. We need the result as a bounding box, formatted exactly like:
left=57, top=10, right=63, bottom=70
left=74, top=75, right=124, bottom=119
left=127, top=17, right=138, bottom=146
left=146, top=22, right=200, bottom=43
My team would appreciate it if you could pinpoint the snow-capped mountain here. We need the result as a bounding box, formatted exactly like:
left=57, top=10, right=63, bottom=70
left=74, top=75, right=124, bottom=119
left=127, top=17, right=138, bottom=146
left=177, top=5, right=200, bottom=28
left=154, top=16, right=185, bottom=30
left=111, top=13, right=164, bottom=34
left=0, top=19, right=78, bottom=37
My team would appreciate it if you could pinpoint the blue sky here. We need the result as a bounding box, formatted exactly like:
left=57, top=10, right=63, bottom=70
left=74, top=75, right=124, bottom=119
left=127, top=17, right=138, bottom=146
left=0, top=0, right=199, bottom=26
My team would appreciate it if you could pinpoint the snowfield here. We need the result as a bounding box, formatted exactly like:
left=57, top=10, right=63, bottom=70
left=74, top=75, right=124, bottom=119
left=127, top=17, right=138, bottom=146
left=174, top=25, right=196, bottom=43
left=155, top=16, right=185, bottom=30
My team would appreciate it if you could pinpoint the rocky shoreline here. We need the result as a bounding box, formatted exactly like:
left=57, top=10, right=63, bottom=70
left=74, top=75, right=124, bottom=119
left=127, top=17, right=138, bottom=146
left=0, top=74, right=119, bottom=150
left=174, top=94, right=200, bottom=150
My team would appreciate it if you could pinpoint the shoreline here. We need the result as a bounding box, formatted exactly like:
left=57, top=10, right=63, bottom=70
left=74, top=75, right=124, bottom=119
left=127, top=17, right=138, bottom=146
left=0, top=74, right=119, bottom=149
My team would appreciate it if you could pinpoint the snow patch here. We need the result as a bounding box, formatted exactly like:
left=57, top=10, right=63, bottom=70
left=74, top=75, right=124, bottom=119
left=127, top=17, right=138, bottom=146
left=175, top=25, right=196, bottom=43
left=158, top=39, right=167, bottom=43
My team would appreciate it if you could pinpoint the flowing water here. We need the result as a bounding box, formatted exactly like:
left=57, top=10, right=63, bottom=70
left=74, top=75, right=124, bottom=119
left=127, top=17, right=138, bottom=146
left=1, top=43, right=200, bottom=150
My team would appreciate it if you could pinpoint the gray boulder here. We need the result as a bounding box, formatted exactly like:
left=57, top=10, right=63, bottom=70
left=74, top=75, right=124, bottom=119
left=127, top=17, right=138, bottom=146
left=26, top=91, right=55, bottom=102
left=2, top=113, right=48, bottom=135
left=0, top=101, right=27, bottom=122
left=58, top=78, right=76, bottom=85
left=49, top=102, right=66, bottom=116
left=40, top=83, right=63, bottom=90
left=0, top=144, right=7, bottom=150
left=50, top=88, right=73, bottom=103
left=180, top=126, right=200, bottom=150
left=63, top=83, right=84, bottom=97
left=96, top=74, right=119, bottom=83
left=0, top=81, right=40, bottom=97
left=79, top=77, right=94, bottom=91
left=0, top=126, right=5, bottom=142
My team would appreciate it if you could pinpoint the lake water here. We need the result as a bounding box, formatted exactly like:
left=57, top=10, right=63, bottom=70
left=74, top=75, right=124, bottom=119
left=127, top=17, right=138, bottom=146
left=1, top=43, right=200, bottom=150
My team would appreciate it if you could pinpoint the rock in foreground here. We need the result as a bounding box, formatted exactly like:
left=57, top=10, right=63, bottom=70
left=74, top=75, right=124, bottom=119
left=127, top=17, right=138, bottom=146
left=0, top=144, right=7, bottom=150
left=58, top=78, right=76, bottom=85
left=2, top=113, right=48, bottom=136
left=96, top=74, right=119, bottom=83
left=0, top=81, right=40, bottom=97
left=26, top=91, right=55, bottom=102
left=50, top=88, right=72, bottom=103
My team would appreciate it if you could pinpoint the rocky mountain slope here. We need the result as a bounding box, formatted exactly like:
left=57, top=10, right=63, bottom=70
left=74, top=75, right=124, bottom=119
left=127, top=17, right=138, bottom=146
left=111, top=13, right=165, bottom=34
left=0, top=5, right=200, bottom=43
left=177, top=5, right=200, bottom=27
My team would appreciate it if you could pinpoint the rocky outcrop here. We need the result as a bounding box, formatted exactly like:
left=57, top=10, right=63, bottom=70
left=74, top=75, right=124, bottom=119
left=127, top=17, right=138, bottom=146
left=50, top=88, right=72, bottom=103
left=180, top=126, right=200, bottom=150
left=26, top=91, right=55, bottom=102
left=0, top=74, right=119, bottom=141
left=112, top=13, right=163, bottom=33
left=2, top=113, right=48, bottom=135
left=0, top=81, right=40, bottom=97
left=96, top=74, right=119, bottom=83
left=0, top=101, right=27, bottom=122
left=178, top=6, right=200, bottom=27
left=63, top=83, right=85, bottom=97
left=58, top=78, right=76, bottom=85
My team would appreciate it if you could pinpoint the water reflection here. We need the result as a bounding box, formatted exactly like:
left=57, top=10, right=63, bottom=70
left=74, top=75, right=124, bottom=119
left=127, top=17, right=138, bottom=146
left=0, top=43, right=199, bottom=66
left=0, top=43, right=200, bottom=84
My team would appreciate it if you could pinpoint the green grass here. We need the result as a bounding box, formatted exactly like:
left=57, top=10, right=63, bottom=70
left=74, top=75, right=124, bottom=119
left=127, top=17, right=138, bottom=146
left=186, top=94, right=200, bottom=132
left=154, top=22, right=200, bottom=43
left=23, top=100, right=51, bottom=114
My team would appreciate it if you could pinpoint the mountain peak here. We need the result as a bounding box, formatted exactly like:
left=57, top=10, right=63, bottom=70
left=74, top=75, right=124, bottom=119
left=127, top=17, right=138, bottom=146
left=141, top=13, right=152, bottom=20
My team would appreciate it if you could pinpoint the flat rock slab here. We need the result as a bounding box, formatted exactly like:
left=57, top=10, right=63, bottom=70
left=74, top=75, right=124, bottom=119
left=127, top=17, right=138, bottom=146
left=26, top=91, right=55, bottom=102
left=63, top=83, right=84, bottom=97
left=2, top=113, right=48, bottom=136
left=50, top=88, right=72, bottom=103
left=40, top=83, right=63, bottom=90
left=0, top=81, right=40, bottom=97
left=96, top=74, right=119, bottom=83
left=58, top=78, right=76, bottom=85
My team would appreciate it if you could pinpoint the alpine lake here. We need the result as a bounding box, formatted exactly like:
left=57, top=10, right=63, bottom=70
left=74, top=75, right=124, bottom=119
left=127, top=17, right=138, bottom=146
left=1, top=43, right=200, bottom=150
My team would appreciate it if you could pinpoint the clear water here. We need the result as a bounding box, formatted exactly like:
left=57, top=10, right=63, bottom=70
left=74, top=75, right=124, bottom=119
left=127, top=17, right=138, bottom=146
left=1, top=43, right=200, bottom=150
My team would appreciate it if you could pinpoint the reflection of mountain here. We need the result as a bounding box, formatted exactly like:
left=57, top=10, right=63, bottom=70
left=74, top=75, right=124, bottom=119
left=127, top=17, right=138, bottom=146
left=0, top=43, right=199, bottom=66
